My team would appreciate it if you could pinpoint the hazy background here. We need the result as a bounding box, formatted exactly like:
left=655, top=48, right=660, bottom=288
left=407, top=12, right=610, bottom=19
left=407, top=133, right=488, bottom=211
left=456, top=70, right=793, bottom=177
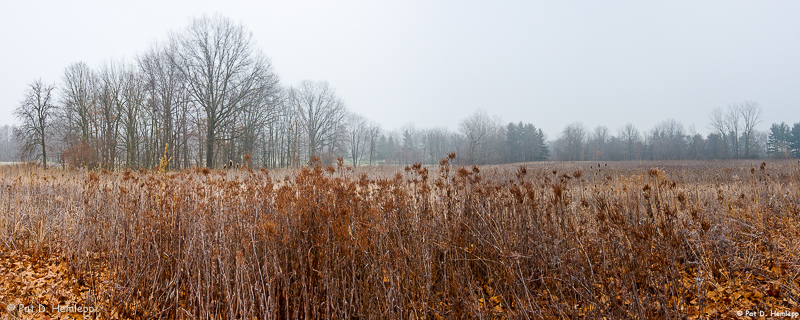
left=2, top=0, right=799, bottom=137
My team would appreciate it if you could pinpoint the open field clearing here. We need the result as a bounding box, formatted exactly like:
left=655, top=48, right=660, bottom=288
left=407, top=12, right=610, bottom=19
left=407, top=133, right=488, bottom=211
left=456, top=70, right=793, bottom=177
left=1, top=158, right=800, bottom=319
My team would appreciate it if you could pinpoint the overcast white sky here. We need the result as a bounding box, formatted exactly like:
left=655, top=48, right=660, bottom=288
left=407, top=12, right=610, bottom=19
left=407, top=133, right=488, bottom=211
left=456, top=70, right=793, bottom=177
left=2, top=1, right=799, bottom=139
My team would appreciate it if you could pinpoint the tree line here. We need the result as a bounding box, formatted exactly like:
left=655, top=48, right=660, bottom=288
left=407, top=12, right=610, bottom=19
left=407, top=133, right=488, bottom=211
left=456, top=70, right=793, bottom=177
left=366, top=110, right=548, bottom=166
left=7, top=15, right=796, bottom=169
left=9, top=15, right=551, bottom=169
left=550, top=102, right=799, bottom=161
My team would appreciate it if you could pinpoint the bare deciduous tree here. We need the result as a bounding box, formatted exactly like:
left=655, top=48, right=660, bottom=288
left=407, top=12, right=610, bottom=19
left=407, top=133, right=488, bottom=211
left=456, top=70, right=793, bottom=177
left=740, top=101, right=762, bottom=158
left=709, top=101, right=762, bottom=159
left=0, top=125, right=18, bottom=162
left=14, top=80, right=56, bottom=168
left=120, top=64, right=147, bottom=168
left=140, top=44, right=187, bottom=168
left=618, top=123, right=641, bottom=161
left=237, top=66, right=280, bottom=167
left=344, top=113, right=368, bottom=166
left=647, top=119, right=687, bottom=160
left=288, top=81, right=347, bottom=161
left=61, top=62, right=96, bottom=145
left=366, top=121, right=382, bottom=165
left=725, top=105, right=741, bottom=158
left=171, top=14, right=273, bottom=168
left=709, top=107, right=730, bottom=157
left=555, top=122, right=587, bottom=161
left=589, top=126, right=609, bottom=160
left=424, top=127, right=453, bottom=164
left=459, top=109, right=497, bottom=164
left=96, top=61, right=126, bottom=169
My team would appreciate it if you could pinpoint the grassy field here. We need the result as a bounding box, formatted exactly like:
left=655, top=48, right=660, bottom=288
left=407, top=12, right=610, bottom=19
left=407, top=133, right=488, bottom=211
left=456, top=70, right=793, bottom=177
left=1, top=157, right=799, bottom=319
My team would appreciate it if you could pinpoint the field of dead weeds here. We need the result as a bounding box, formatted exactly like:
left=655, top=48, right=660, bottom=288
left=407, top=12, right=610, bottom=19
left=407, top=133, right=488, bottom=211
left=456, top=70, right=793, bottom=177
left=1, top=157, right=800, bottom=319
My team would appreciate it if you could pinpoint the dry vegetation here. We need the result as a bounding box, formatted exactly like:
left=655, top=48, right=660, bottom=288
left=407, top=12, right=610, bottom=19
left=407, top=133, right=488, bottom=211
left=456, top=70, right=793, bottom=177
left=1, top=156, right=800, bottom=319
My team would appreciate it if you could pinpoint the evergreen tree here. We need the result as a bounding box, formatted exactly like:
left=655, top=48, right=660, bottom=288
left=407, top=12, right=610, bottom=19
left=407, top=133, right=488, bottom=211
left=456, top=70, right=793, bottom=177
left=791, top=123, right=800, bottom=158
left=504, top=122, right=548, bottom=162
left=767, top=122, right=791, bottom=157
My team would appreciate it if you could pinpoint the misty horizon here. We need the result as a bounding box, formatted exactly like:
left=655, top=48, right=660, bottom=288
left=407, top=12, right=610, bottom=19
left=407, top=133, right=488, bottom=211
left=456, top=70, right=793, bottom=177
left=3, top=1, right=799, bottom=141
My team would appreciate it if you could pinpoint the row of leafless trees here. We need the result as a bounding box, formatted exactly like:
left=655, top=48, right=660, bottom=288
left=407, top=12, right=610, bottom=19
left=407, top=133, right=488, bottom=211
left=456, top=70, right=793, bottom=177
left=551, top=102, right=766, bottom=161
left=11, top=16, right=357, bottom=169
left=11, top=15, right=774, bottom=169
left=10, top=15, right=553, bottom=169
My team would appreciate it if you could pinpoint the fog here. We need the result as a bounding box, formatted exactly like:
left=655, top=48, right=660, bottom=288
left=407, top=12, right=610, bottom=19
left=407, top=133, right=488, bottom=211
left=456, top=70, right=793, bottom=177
left=2, top=0, right=799, bottom=138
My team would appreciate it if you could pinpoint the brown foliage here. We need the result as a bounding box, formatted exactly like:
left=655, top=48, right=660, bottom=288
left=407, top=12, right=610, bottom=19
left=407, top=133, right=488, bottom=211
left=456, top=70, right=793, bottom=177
left=1, top=160, right=800, bottom=319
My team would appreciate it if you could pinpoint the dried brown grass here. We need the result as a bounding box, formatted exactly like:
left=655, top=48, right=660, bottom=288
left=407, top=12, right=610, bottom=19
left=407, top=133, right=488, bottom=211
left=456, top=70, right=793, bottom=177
left=1, top=158, right=800, bottom=319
